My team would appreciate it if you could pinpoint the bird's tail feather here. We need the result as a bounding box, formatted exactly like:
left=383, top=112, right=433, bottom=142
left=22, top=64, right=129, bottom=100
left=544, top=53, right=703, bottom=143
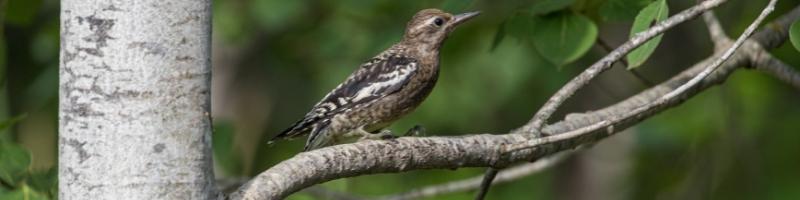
left=268, top=117, right=317, bottom=144
left=303, top=120, right=332, bottom=151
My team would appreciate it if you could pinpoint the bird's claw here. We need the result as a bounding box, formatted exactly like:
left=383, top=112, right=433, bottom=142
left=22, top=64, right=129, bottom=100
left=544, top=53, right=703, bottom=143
left=404, top=125, right=426, bottom=136
left=378, top=130, right=400, bottom=145
left=359, top=129, right=396, bottom=141
left=377, top=129, right=396, bottom=140
left=380, top=134, right=398, bottom=140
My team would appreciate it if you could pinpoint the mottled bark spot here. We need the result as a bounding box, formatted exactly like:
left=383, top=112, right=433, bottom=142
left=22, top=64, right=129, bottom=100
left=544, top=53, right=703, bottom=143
left=69, top=103, right=105, bottom=118
left=76, top=14, right=116, bottom=57
left=76, top=47, right=103, bottom=56
left=172, top=15, right=200, bottom=27
left=127, top=42, right=166, bottom=56
left=66, top=139, right=90, bottom=163
left=102, top=4, right=124, bottom=11
left=153, top=143, right=166, bottom=153
left=175, top=56, right=195, bottom=61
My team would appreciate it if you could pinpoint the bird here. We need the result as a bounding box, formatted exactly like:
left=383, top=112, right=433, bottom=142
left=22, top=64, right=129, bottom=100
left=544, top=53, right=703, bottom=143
left=270, top=9, right=480, bottom=151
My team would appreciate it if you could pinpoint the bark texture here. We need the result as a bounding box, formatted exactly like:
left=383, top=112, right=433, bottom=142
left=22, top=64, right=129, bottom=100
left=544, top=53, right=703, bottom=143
left=58, top=0, right=215, bottom=199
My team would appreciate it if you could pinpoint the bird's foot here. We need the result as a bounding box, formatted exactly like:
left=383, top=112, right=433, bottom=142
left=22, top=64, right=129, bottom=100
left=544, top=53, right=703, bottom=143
left=404, top=125, right=426, bottom=136
left=377, top=129, right=397, bottom=140
left=359, top=129, right=396, bottom=141
left=380, top=133, right=398, bottom=140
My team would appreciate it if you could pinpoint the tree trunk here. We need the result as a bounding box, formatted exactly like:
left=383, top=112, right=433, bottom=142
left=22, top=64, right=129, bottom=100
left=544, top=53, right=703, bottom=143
left=58, top=0, right=215, bottom=199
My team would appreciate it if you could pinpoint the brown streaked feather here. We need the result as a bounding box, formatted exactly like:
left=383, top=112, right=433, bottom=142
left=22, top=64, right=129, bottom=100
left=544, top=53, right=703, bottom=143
left=270, top=53, right=419, bottom=143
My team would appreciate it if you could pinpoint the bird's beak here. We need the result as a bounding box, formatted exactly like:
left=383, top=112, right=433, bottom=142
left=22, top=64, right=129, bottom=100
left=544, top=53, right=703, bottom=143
left=450, top=11, right=480, bottom=27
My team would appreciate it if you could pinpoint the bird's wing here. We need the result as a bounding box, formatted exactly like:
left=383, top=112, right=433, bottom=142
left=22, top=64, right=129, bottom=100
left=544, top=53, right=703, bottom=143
left=271, top=54, right=419, bottom=141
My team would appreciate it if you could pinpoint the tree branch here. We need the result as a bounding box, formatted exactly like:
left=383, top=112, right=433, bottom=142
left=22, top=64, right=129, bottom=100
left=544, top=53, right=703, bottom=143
left=472, top=168, right=498, bottom=200
left=596, top=38, right=655, bottom=87
left=475, top=1, right=729, bottom=197
left=702, top=11, right=731, bottom=49
left=377, top=152, right=571, bottom=200
left=508, top=0, right=777, bottom=153
left=228, top=2, right=798, bottom=199
left=751, top=51, right=800, bottom=90
left=521, top=0, right=728, bottom=133
left=753, top=4, right=800, bottom=49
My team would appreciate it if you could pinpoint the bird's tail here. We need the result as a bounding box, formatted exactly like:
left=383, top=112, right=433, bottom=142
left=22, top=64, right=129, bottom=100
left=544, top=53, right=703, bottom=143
left=267, top=117, right=317, bottom=145
left=302, top=119, right=332, bottom=151
left=266, top=128, right=292, bottom=146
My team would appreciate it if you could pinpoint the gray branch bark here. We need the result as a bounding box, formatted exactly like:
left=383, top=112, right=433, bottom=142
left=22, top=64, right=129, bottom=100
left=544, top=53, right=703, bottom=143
left=751, top=52, right=800, bottom=90
left=702, top=11, right=730, bottom=49
left=58, top=0, right=216, bottom=199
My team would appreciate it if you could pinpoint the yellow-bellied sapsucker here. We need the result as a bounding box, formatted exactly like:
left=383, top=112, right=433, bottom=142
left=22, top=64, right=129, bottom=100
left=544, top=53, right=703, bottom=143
left=270, top=9, right=480, bottom=151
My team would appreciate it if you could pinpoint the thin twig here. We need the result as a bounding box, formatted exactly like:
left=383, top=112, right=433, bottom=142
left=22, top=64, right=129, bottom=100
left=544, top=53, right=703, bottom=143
left=701, top=8, right=731, bottom=49
left=473, top=169, right=498, bottom=200
left=521, top=0, right=728, bottom=134
left=662, top=0, right=775, bottom=99
left=596, top=38, right=656, bottom=87
left=474, top=33, right=647, bottom=197
left=508, top=0, right=777, bottom=153
left=379, top=152, right=571, bottom=200
left=753, top=5, right=800, bottom=49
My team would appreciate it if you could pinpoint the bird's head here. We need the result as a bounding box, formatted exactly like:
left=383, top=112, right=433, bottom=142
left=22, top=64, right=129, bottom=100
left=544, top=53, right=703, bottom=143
left=402, top=9, right=480, bottom=50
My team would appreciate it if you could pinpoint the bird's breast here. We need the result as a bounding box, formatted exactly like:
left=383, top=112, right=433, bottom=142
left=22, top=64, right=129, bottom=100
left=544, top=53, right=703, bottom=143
left=396, top=62, right=439, bottom=108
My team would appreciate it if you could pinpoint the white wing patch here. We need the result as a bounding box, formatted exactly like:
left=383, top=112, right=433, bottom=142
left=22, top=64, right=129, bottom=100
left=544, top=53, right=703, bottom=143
left=352, top=62, right=417, bottom=102
left=337, top=97, right=348, bottom=105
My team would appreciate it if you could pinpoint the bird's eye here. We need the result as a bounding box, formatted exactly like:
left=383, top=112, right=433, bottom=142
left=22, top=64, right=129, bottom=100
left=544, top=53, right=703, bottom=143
left=433, top=18, right=444, bottom=26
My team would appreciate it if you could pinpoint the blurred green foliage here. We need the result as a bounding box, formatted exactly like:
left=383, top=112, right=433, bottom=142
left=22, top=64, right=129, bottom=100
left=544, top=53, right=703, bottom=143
left=2, top=0, right=799, bottom=199
left=213, top=121, right=245, bottom=177
left=0, top=118, right=55, bottom=199
left=600, top=0, right=652, bottom=21
left=530, top=0, right=577, bottom=15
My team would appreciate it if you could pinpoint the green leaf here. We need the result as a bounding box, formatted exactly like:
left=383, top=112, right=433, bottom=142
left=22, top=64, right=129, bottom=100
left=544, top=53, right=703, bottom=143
left=0, top=185, right=49, bottom=200
left=790, top=20, right=800, bottom=53
left=626, top=0, right=668, bottom=69
left=0, top=143, right=32, bottom=185
left=212, top=121, right=243, bottom=176
left=27, top=168, right=57, bottom=196
left=600, top=0, right=652, bottom=21
left=489, top=22, right=506, bottom=52
left=530, top=0, right=576, bottom=15
left=531, top=12, right=598, bottom=66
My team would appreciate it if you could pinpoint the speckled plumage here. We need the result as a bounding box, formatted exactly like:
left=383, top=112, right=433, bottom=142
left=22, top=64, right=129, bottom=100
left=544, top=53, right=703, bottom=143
left=271, top=9, right=479, bottom=151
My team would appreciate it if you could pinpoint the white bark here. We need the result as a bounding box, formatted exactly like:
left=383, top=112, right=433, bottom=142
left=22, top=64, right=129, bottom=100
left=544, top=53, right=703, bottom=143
left=59, top=0, right=215, bottom=199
